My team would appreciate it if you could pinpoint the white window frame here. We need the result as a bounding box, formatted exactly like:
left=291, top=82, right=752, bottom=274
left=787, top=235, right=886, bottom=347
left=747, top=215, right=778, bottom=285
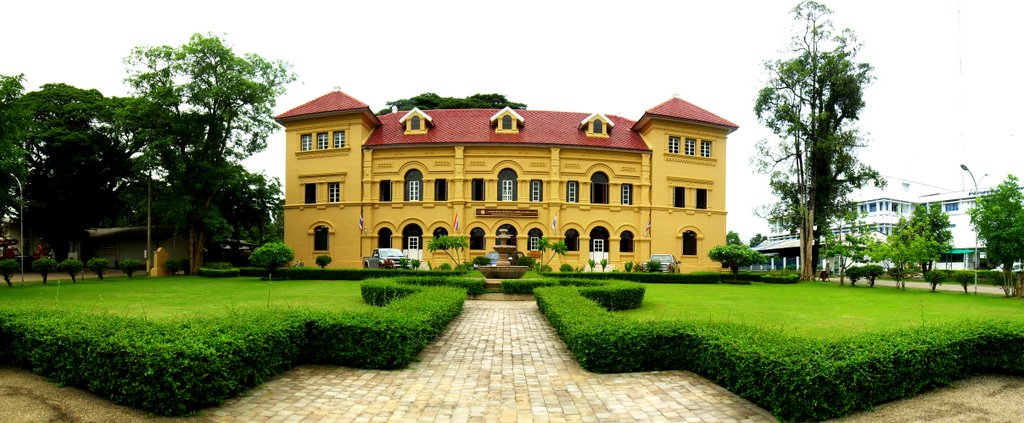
left=531, top=180, right=542, bottom=202
left=317, top=132, right=329, bottom=150
left=568, top=181, right=578, bottom=203
left=300, top=134, right=312, bottom=151
left=501, top=179, right=514, bottom=201
left=328, top=182, right=340, bottom=203
left=407, top=236, right=420, bottom=251
left=944, top=202, right=959, bottom=212
left=408, top=180, right=421, bottom=201
left=333, top=131, right=346, bottom=148
left=529, top=236, right=540, bottom=251
left=621, top=184, right=631, bottom=205
left=700, top=140, right=711, bottom=157
left=685, top=138, right=696, bottom=155
left=668, top=136, right=680, bottom=154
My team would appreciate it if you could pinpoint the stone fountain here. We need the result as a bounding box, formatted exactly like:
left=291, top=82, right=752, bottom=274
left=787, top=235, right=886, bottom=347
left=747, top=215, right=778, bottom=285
left=478, top=228, right=529, bottom=279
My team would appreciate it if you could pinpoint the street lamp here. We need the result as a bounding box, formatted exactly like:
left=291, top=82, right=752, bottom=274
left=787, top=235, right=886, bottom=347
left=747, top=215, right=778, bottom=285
left=960, top=164, right=979, bottom=295
left=11, top=175, right=24, bottom=285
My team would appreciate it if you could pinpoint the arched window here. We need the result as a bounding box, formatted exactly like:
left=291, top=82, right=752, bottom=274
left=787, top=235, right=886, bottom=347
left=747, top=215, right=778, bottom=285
left=411, top=115, right=421, bottom=131
left=501, top=115, right=512, bottom=130
left=564, top=229, right=580, bottom=252
left=403, top=224, right=423, bottom=250
left=592, top=119, right=603, bottom=134
left=683, top=231, right=697, bottom=256
left=470, top=227, right=486, bottom=250
left=496, top=224, right=518, bottom=247
left=589, top=226, right=609, bottom=252
left=528, top=228, right=543, bottom=251
left=498, top=168, right=518, bottom=201
left=590, top=172, right=609, bottom=204
left=432, top=227, right=449, bottom=250
left=314, top=226, right=329, bottom=251
left=619, top=231, right=634, bottom=253
left=378, top=228, right=393, bottom=248
left=404, top=169, right=423, bottom=201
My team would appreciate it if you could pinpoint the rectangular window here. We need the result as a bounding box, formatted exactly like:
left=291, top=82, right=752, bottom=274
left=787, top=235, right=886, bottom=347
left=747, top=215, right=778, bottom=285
left=696, top=188, right=707, bottom=209
left=407, top=180, right=421, bottom=201
left=621, top=184, right=632, bottom=205
left=501, top=180, right=514, bottom=201
left=304, top=183, right=316, bottom=204
left=328, top=182, right=340, bottom=203
left=333, top=131, right=346, bottom=148
left=869, top=202, right=877, bottom=212
left=317, top=132, right=329, bottom=150
left=668, top=136, right=680, bottom=154
left=567, top=181, right=578, bottom=203
left=300, top=134, right=312, bottom=151
left=380, top=180, right=392, bottom=202
left=434, top=179, right=448, bottom=201
left=529, top=237, right=540, bottom=251
left=944, top=202, right=959, bottom=212
left=530, top=180, right=543, bottom=202
left=700, top=140, right=711, bottom=157
left=673, top=187, right=685, bottom=208
left=685, top=138, right=696, bottom=155
left=471, top=178, right=485, bottom=201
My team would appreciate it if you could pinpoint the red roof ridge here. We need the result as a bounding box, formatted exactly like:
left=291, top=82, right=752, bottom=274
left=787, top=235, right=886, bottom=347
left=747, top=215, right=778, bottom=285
left=639, top=97, right=738, bottom=130
left=275, top=90, right=372, bottom=120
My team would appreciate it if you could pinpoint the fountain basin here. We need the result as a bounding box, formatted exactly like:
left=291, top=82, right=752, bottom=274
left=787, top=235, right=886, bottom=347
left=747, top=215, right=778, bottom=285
left=479, top=265, right=529, bottom=279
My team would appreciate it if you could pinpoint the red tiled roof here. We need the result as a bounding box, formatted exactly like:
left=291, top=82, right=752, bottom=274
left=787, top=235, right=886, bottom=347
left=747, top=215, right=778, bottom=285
left=640, top=97, right=738, bottom=129
left=364, top=109, right=651, bottom=152
left=275, top=90, right=371, bottom=120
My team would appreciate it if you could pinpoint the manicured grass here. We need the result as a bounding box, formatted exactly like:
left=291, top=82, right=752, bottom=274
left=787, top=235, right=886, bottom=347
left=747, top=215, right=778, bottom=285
left=622, top=281, right=1024, bottom=337
left=0, top=275, right=369, bottom=319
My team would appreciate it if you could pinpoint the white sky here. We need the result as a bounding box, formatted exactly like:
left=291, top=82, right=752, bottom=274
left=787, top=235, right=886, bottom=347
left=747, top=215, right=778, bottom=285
left=3, top=0, right=1022, bottom=243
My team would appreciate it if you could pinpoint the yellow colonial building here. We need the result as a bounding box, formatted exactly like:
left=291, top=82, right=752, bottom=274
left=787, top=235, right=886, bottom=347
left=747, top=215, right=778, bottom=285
left=275, top=90, right=737, bottom=272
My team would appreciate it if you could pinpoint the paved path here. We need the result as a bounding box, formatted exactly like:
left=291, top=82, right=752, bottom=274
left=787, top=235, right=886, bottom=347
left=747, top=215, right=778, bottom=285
left=207, top=301, right=775, bottom=422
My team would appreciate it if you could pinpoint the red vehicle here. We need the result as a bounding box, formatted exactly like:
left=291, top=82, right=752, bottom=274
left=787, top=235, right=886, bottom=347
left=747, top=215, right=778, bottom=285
left=0, top=239, right=18, bottom=260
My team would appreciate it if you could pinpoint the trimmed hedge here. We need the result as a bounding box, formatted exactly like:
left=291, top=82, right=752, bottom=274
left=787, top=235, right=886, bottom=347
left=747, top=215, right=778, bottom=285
left=539, top=271, right=721, bottom=284
left=391, top=276, right=486, bottom=296
left=0, top=282, right=464, bottom=416
left=500, top=279, right=558, bottom=294
left=197, top=267, right=240, bottom=278
left=533, top=286, right=1024, bottom=421
left=761, top=274, right=800, bottom=284
left=507, top=277, right=645, bottom=311
left=282, top=267, right=467, bottom=280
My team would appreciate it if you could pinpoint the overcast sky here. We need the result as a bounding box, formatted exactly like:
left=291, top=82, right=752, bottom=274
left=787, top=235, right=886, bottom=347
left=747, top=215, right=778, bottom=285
left=3, top=0, right=1022, bottom=242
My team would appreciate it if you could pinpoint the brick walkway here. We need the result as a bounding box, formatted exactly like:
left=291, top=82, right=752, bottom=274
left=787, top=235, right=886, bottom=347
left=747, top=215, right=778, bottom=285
left=207, top=301, right=774, bottom=422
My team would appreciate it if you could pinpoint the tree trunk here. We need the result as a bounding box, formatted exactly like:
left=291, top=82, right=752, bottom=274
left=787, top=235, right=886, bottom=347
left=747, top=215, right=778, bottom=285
left=800, top=209, right=815, bottom=281
left=188, top=225, right=206, bottom=275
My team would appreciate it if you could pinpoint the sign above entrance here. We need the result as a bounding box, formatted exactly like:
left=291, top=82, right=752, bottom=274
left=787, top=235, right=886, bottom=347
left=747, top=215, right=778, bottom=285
left=475, top=209, right=539, bottom=218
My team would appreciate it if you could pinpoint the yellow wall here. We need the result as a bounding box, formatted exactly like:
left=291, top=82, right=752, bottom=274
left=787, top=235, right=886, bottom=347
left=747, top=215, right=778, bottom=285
left=282, top=112, right=729, bottom=272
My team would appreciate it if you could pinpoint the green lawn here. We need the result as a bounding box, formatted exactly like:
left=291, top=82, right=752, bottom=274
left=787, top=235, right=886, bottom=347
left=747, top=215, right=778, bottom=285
left=0, top=276, right=369, bottom=319
left=623, top=281, right=1024, bottom=338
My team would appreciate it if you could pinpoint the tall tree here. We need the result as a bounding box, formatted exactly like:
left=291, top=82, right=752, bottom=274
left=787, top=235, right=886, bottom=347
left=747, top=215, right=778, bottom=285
left=125, top=33, right=294, bottom=274
left=0, top=74, right=27, bottom=224
left=908, top=203, right=953, bottom=272
left=19, top=84, right=138, bottom=260
left=726, top=230, right=743, bottom=246
left=755, top=1, right=882, bottom=281
left=378, top=92, right=527, bottom=115
left=969, top=175, right=1024, bottom=297
left=748, top=233, right=767, bottom=248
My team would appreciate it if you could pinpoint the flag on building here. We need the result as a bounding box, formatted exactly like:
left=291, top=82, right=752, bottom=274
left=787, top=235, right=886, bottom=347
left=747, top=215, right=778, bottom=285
left=453, top=212, right=460, bottom=232
left=645, top=213, right=651, bottom=237
left=359, top=214, right=364, bottom=231
left=551, top=214, right=557, bottom=231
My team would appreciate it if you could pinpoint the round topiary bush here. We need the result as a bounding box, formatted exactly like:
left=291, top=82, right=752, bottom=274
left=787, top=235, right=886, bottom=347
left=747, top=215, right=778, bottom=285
left=0, top=258, right=19, bottom=286
left=87, top=257, right=110, bottom=280
left=249, top=242, right=295, bottom=280
left=119, top=259, right=144, bottom=279
left=559, top=263, right=574, bottom=273
left=31, top=257, right=59, bottom=284
left=315, top=255, right=332, bottom=268
left=438, top=263, right=452, bottom=271
left=60, top=258, right=84, bottom=282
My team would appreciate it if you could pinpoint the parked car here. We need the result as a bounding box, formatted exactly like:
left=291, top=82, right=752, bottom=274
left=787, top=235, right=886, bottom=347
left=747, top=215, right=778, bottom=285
left=363, top=248, right=409, bottom=269
left=649, top=254, right=680, bottom=273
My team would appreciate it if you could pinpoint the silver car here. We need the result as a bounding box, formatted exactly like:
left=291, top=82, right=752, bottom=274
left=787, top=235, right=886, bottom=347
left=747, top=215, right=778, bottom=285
left=649, top=254, right=680, bottom=273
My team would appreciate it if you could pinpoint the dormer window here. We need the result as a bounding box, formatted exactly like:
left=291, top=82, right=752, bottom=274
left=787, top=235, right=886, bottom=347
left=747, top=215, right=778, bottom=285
left=490, top=106, right=524, bottom=134
left=580, top=113, right=613, bottom=138
left=399, top=107, right=432, bottom=134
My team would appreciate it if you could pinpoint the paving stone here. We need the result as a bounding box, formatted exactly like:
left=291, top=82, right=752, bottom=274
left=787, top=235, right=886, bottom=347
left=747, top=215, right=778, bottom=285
left=207, top=301, right=775, bottom=422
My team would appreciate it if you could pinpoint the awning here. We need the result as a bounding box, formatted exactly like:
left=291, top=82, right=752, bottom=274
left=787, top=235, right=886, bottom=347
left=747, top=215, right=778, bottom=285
left=946, top=249, right=975, bottom=254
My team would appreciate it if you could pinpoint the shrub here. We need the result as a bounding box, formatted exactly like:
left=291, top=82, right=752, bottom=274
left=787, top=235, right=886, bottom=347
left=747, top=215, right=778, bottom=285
left=391, top=276, right=486, bottom=296
left=539, top=271, right=720, bottom=284
left=532, top=286, right=1024, bottom=422
left=587, top=259, right=596, bottom=271
left=514, top=255, right=536, bottom=269
left=198, top=268, right=239, bottom=278
left=645, top=260, right=661, bottom=272
left=538, top=264, right=552, bottom=273
left=31, top=257, right=60, bottom=284
left=165, top=259, right=182, bottom=275
left=952, top=270, right=975, bottom=293
left=0, top=258, right=19, bottom=286
left=761, top=273, right=800, bottom=284
left=559, top=263, right=574, bottom=273
left=86, top=257, right=110, bottom=280
left=577, top=282, right=645, bottom=311
left=59, top=259, right=84, bottom=283
left=282, top=268, right=466, bottom=281
left=472, top=256, right=492, bottom=267
left=862, top=264, right=885, bottom=287
left=204, top=261, right=234, bottom=270
left=624, top=262, right=633, bottom=272
left=249, top=242, right=295, bottom=280
left=923, top=270, right=949, bottom=291
left=119, top=259, right=144, bottom=279
left=438, top=263, right=452, bottom=271
left=501, top=279, right=558, bottom=295
left=846, top=266, right=865, bottom=286
left=600, top=258, right=608, bottom=271
left=410, top=259, right=421, bottom=269
left=314, top=255, right=332, bottom=268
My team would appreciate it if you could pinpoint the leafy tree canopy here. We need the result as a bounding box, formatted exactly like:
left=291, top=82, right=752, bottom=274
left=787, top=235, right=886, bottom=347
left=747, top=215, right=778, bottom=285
left=378, top=92, right=527, bottom=115
left=726, top=231, right=743, bottom=246
left=969, top=174, right=1024, bottom=296
left=0, top=74, right=27, bottom=222
left=748, top=233, right=767, bottom=248
left=708, top=244, right=766, bottom=279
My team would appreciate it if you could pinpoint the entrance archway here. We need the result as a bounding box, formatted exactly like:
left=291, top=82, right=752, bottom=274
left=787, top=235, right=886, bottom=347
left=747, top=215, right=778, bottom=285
left=589, top=226, right=610, bottom=263
left=403, top=224, right=423, bottom=260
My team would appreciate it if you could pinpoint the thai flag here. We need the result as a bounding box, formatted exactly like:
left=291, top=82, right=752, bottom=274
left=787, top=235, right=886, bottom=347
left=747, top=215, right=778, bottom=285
left=551, top=214, right=557, bottom=231
left=453, top=212, right=460, bottom=232
left=645, top=213, right=651, bottom=236
left=359, top=214, right=364, bottom=231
